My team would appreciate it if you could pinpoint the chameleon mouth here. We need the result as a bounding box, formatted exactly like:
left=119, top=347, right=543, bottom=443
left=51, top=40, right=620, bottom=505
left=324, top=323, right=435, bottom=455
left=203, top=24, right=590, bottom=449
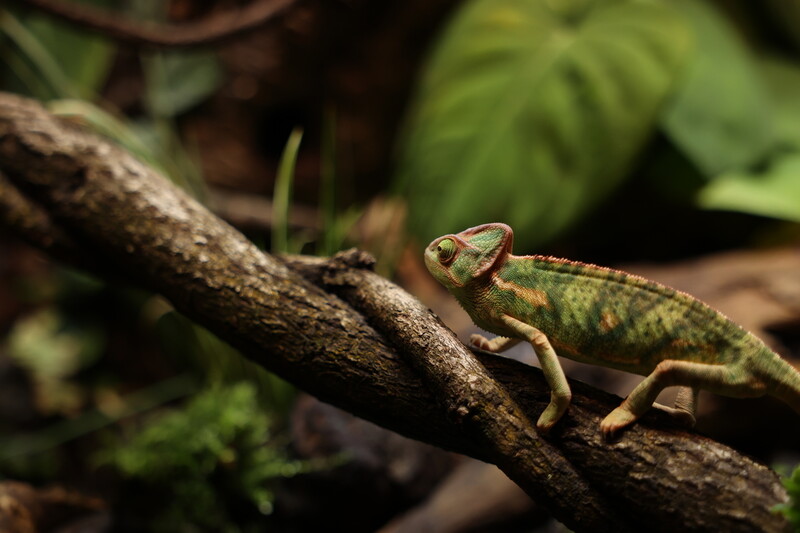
left=423, top=247, right=436, bottom=268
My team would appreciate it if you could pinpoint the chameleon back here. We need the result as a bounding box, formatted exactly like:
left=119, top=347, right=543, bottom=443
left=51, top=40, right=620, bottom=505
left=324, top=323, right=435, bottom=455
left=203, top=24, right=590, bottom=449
left=488, top=254, right=755, bottom=375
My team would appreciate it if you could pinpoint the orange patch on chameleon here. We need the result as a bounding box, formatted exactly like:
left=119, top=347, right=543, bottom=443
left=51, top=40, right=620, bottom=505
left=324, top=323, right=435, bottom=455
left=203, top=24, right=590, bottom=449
left=493, top=277, right=552, bottom=309
left=664, top=338, right=719, bottom=363
left=599, top=311, right=621, bottom=333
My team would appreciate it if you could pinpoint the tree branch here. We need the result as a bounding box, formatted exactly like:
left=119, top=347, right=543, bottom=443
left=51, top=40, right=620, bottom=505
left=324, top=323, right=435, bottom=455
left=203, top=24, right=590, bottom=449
left=287, top=251, right=628, bottom=530
left=0, top=92, right=790, bottom=532
left=7, top=0, right=299, bottom=48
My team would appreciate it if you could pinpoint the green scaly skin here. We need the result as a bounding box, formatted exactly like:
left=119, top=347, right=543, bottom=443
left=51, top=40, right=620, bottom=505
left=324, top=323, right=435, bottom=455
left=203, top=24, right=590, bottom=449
left=424, top=223, right=800, bottom=438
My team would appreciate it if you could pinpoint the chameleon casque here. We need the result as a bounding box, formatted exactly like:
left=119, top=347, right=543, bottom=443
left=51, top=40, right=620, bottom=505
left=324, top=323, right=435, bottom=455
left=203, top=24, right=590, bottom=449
left=424, top=223, right=800, bottom=437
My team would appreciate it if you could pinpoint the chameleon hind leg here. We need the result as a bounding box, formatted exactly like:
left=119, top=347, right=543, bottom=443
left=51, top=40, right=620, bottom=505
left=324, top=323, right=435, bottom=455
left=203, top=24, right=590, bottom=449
left=653, top=386, right=698, bottom=428
left=601, top=360, right=765, bottom=439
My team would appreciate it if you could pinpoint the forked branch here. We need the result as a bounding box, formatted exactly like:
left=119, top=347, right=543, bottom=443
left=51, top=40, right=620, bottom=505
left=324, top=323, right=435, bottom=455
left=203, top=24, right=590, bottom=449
left=0, top=93, right=789, bottom=532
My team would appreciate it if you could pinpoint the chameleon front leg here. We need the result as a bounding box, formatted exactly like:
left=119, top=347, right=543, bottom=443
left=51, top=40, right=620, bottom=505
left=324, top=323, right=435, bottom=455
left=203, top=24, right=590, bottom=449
left=601, top=361, right=763, bottom=438
left=492, top=315, right=571, bottom=432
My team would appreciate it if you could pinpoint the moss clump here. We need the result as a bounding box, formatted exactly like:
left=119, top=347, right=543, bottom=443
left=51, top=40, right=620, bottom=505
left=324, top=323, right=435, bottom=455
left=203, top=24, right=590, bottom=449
left=97, top=382, right=312, bottom=532
left=775, top=464, right=800, bottom=530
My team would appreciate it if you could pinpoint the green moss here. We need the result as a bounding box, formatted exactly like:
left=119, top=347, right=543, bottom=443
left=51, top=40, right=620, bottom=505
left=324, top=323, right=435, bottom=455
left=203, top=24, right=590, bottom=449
left=774, top=463, right=800, bottom=529
left=96, top=383, right=317, bottom=532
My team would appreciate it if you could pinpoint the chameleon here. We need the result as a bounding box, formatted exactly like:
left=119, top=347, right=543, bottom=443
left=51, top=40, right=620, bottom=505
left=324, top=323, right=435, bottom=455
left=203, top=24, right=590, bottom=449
left=424, top=223, right=800, bottom=437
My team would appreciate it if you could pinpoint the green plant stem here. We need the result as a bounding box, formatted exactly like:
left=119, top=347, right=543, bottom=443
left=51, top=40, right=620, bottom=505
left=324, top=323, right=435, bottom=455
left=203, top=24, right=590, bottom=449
left=272, top=127, right=303, bottom=254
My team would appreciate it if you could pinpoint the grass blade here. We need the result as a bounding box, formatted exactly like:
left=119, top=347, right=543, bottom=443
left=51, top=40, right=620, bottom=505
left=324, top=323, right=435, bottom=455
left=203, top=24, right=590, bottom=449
left=272, top=127, right=303, bottom=254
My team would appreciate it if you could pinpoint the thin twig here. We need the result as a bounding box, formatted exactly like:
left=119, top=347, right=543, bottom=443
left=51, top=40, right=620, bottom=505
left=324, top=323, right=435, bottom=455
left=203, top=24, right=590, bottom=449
left=7, top=0, right=300, bottom=48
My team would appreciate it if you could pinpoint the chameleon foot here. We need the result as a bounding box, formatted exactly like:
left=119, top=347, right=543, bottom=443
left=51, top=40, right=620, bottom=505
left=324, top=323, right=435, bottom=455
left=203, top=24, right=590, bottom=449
left=600, top=407, right=637, bottom=439
left=469, top=333, right=493, bottom=351
left=535, top=392, right=571, bottom=433
left=536, top=416, right=556, bottom=433
left=468, top=334, right=521, bottom=353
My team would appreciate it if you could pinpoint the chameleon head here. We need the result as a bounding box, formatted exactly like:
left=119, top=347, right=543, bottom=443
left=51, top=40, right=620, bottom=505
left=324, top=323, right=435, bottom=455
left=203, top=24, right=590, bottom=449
left=424, top=223, right=514, bottom=289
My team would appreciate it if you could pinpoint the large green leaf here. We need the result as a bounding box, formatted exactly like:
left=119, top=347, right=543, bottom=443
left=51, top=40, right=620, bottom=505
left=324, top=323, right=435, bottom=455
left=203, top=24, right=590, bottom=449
left=395, top=0, right=690, bottom=249
left=694, top=57, right=800, bottom=223
left=760, top=57, right=800, bottom=151
left=660, top=0, right=771, bottom=177
left=697, top=153, right=800, bottom=222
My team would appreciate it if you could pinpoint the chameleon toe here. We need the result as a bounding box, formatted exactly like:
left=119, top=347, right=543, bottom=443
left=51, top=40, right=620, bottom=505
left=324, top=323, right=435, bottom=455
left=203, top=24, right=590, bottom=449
left=600, top=407, right=637, bottom=439
left=469, top=333, right=491, bottom=350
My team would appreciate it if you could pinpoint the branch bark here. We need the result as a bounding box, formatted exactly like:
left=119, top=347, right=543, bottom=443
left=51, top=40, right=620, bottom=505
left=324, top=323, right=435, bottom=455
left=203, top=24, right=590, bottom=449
left=0, top=92, right=790, bottom=532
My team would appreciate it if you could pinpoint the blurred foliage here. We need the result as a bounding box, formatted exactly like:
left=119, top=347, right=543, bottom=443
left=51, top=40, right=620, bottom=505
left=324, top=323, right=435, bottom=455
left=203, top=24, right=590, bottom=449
left=0, top=2, right=113, bottom=100
left=152, top=308, right=296, bottom=415
left=660, top=0, right=770, bottom=176
left=697, top=155, right=800, bottom=223
left=774, top=463, right=800, bottom=529
left=0, top=4, right=217, bottom=199
left=396, top=0, right=691, bottom=248
left=761, top=58, right=800, bottom=153
left=694, top=55, right=800, bottom=223
left=6, top=307, right=104, bottom=415
left=4, top=269, right=107, bottom=417
left=0, top=270, right=196, bottom=482
left=96, top=382, right=319, bottom=533
left=0, top=375, right=198, bottom=480
left=396, top=0, right=800, bottom=250
left=0, top=273, right=300, bottom=529
left=142, top=49, right=222, bottom=118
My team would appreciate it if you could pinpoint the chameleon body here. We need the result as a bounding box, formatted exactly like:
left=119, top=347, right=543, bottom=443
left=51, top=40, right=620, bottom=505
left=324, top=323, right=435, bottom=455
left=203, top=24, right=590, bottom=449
left=424, top=223, right=800, bottom=437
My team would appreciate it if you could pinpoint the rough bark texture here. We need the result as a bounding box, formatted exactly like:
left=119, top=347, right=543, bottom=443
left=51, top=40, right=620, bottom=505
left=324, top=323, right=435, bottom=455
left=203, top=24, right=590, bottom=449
left=0, top=92, right=791, bottom=532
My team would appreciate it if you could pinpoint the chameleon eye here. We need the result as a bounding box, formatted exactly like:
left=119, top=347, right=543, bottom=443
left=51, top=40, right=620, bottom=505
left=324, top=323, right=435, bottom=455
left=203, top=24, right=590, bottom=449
left=436, top=238, right=457, bottom=264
